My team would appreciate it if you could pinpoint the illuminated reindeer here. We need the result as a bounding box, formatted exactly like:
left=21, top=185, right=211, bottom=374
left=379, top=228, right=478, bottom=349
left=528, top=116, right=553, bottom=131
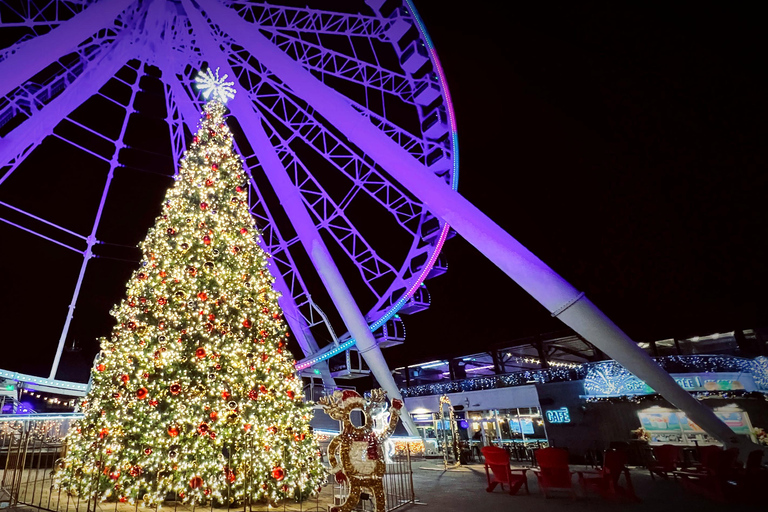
left=319, top=389, right=402, bottom=512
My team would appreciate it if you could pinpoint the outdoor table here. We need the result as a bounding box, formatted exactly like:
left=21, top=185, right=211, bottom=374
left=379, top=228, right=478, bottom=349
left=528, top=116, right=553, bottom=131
left=508, top=466, right=532, bottom=494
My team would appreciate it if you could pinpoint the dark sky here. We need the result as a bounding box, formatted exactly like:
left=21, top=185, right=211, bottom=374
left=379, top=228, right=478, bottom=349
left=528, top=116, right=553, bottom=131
left=387, top=1, right=768, bottom=367
left=2, top=1, right=767, bottom=379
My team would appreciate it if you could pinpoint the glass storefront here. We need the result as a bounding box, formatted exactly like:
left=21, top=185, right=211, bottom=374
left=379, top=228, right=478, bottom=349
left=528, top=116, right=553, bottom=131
left=412, top=407, right=549, bottom=457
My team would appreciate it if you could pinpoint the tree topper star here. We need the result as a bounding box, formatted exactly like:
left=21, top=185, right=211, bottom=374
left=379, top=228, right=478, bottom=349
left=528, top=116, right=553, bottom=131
left=195, top=67, right=236, bottom=103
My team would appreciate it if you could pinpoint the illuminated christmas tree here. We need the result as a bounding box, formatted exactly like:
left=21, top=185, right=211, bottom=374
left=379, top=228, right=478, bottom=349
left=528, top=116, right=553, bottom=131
left=57, top=69, right=324, bottom=506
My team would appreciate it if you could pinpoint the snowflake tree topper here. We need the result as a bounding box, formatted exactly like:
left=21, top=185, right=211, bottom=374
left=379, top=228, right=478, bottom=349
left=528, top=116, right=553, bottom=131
left=195, top=67, right=236, bottom=103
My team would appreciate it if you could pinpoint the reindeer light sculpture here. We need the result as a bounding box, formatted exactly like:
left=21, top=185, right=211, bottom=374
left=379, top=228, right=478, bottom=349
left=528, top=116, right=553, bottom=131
left=319, top=389, right=402, bottom=512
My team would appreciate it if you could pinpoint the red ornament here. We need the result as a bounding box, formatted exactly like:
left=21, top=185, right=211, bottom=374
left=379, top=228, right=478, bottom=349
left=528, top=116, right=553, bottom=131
left=244, top=423, right=251, bottom=431
left=149, top=399, right=158, bottom=407
left=240, top=228, right=248, bottom=234
left=159, top=271, right=166, bottom=277
left=193, top=136, right=199, bottom=143
left=167, top=228, right=176, bottom=236
left=261, top=353, right=269, bottom=363
left=235, top=185, right=244, bottom=193
left=121, top=374, right=129, bottom=383
left=392, top=398, right=403, bottom=410
left=243, top=319, right=252, bottom=328
left=222, top=390, right=230, bottom=399
left=119, top=497, right=127, bottom=503
left=169, top=383, right=181, bottom=395
left=109, top=471, right=120, bottom=480
left=140, top=297, right=147, bottom=303
left=97, top=364, right=105, bottom=372
left=286, top=390, right=295, bottom=400
left=271, top=467, right=284, bottom=481
left=168, top=425, right=180, bottom=437
left=200, top=202, right=208, bottom=210
left=205, top=179, right=214, bottom=187
left=211, top=164, right=218, bottom=171
left=188, top=266, right=197, bottom=276
left=136, top=387, right=148, bottom=399
left=203, top=235, right=211, bottom=245
left=196, top=347, right=206, bottom=358
left=138, top=272, right=147, bottom=280
left=225, top=468, right=236, bottom=483
left=198, top=422, right=210, bottom=435
left=208, top=313, right=216, bottom=321
left=232, top=246, right=240, bottom=253
left=206, top=113, right=211, bottom=119
left=157, top=297, right=167, bottom=305
left=260, top=385, right=268, bottom=394
left=144, top=447, right=152, bottom=455
left=210, top=411, right=218, bottom=421
left=189, top=476, right=204, bottom=489
left=197, top=291, right=208, bottom=301
left=209, top=431, right=217, bottom=440
left=142, top=372, right=149, bottom=379
left=273, top=313, right=281, bottom=320
left=248, top=389, right=258, bottom=400
left=129, top=466, right=142, bottom=477
left=99, top=428, right=109, bottom=439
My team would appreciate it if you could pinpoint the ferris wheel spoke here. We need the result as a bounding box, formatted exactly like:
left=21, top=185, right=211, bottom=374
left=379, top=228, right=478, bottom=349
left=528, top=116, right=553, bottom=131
left=234, top=74, right=424, bottom=232
left=0, top=0, right=131, bottom=98
left=0, top=0, right=85, bottom=28
left=259, top=30, right=414, bottom=103
left=224, top=2, right=385, bottom=37
left=0, top=35, right=133, bottom=178
left=266, top=131, right=398, bottom=299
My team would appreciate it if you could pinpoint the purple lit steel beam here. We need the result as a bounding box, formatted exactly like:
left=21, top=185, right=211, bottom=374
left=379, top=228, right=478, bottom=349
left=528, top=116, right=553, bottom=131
left=0, top=36, right=134, bottom=179
left=0, top=216, right=82, bottom=254
left=0, top=200, right=86, bottom=241
left=49, top=62, right=140, bottom=381
left=201, top=0, right=749, bottom=449
left=0, top=0, right=133, bottom=98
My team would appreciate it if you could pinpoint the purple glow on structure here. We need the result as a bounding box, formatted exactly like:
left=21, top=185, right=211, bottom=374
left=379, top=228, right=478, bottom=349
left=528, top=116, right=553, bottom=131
left=295, top=3, right=459, bottom=370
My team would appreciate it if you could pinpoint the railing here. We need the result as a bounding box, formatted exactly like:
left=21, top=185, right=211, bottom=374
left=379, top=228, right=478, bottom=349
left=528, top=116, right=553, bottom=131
left=1, top=415, right=417, bottom=512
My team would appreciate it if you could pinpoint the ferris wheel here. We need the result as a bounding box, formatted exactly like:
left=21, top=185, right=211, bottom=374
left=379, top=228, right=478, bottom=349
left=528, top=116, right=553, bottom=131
left=0, top=0, right=457, bottom=416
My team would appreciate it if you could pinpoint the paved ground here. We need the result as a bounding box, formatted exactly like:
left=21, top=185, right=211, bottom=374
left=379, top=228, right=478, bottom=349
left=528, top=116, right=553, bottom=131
left=407, top=460, right=748, bottom=512
left=5, top=460, right=754, bottom=512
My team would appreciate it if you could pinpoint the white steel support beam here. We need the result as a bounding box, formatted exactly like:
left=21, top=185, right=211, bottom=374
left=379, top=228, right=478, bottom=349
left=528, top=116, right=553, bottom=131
left=201, top=0, right=754, bottom=450
left=183, top=0, right=416, bottom=433
left=0, top=0, right=134, bottom=98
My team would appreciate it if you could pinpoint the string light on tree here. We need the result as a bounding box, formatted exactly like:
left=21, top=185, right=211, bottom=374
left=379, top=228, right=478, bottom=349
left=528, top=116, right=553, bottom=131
left=55, top=69, right=323, bottom=507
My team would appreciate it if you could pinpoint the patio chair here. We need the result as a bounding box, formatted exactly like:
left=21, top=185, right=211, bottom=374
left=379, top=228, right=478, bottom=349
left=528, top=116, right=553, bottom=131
left=577, top=449, right=639, bottom=501
left=481, top=445, right=530, bottom=495
left=532, top=447, right=576, bottom=499
left=647, top=444, right=680, bottom=480
left=675, top=447, right=740, bottom=503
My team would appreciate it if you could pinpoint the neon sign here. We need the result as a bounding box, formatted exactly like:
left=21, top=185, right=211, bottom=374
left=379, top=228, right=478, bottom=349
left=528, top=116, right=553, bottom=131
left=545, top=407, right=571, bottom=424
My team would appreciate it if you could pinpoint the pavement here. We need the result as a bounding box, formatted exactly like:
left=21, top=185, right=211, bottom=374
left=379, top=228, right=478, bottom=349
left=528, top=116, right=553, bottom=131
left=4, top=461, right=754, bottom=512
left=407, top=460, right=749, bottom=512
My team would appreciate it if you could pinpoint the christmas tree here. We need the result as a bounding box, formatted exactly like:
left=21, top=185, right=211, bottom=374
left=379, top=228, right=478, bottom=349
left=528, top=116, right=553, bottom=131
left=57, top=69, right=324, bottom=506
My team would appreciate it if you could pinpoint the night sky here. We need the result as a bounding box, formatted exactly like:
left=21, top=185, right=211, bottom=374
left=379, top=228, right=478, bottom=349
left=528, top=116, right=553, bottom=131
left=1, top=2, right=766, bottom=380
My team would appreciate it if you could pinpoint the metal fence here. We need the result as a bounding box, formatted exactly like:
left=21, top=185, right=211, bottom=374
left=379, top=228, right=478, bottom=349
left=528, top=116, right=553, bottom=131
left=1, top=415, right=417, bottom=512
left=330, top=448, right=417, bottom=512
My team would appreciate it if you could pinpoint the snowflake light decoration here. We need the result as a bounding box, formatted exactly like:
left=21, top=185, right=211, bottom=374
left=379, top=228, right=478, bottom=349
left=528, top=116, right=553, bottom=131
left=195, top=67, right=236, bottom=103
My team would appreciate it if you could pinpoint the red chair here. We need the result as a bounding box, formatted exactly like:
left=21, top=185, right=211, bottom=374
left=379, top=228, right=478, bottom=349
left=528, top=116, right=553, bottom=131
left=532, top=447, right=576, bottom=499
left=647, top=444, right=680, bottom=479
left=481, top=446, right=530, bottom=495
left=577, top=449, right=639, bottom=501
left=675, top=447, right=740, bottom=502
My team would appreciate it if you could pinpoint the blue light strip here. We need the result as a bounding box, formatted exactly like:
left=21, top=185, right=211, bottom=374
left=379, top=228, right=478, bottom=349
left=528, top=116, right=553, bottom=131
left=0, top=369, right=88, bottom=392
left=0, top=413, right=84, bottom=422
